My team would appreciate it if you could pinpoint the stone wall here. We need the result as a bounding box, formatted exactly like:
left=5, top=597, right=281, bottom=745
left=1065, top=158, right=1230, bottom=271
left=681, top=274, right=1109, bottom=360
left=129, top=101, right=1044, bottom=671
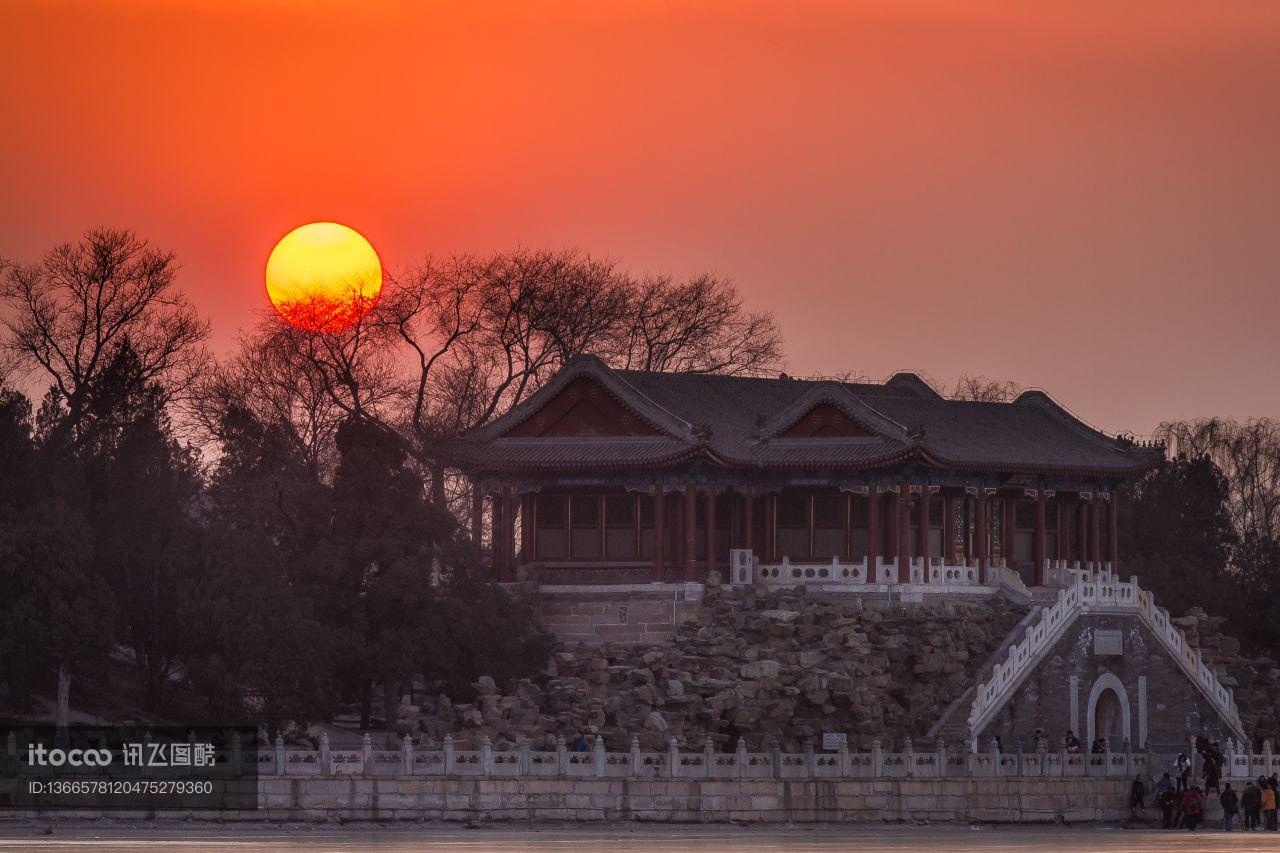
left=976, top=613, right=1236, bottom=750
left=2, top=777, right=1132, bottom=824
left=536, top=583, right=702, bottom=645
left=1178, top=607, right=1280, bottom=747
left=398, top=585, right=1026, bottom=753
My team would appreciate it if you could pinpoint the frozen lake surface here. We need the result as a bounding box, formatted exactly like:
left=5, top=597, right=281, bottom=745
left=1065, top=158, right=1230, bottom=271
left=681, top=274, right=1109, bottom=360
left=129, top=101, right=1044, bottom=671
left=0, top=823, right=1277, bottom=852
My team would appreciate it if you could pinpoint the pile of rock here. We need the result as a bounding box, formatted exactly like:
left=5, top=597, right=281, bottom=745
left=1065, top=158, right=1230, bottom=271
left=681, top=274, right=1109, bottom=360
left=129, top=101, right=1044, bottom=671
left=394, top=585, right=1026, bottom=753
left=1176, top=607, right=1280, bottom=746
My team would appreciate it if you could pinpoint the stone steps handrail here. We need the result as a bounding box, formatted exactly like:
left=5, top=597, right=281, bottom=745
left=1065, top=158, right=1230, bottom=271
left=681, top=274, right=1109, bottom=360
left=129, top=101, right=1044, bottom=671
left=967, top=573, right=1245, bottom=747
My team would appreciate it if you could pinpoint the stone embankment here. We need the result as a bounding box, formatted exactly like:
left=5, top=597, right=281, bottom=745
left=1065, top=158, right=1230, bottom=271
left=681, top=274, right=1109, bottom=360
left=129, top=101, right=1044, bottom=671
left=391, top=585, right=1026, bottom=753
left=1178, top=608, right=1280, bottom=745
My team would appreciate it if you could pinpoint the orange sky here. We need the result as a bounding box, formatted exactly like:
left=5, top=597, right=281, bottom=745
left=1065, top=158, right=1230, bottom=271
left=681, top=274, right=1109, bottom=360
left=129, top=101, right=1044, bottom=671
left=2, top=0, right=1277, bottom=434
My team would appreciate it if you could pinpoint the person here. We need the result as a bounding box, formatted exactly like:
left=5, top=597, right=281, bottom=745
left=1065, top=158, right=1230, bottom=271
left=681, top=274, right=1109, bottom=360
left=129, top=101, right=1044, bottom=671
left=1221, top=782, right=1239, bottom=831
left=1090, top=737, right=1106, bottom=755
left=1128, top=774, right=1147, bottom=820
left=1064, top=730, right=1081, bottom=754
left=1204, top=753, right=1221, bottom=795
left=1261, top=781, right=1277, bottom=831
left=1242, top=781, right=1262, bottom=831
left=1157, top=778, right=1179, bottom=829
left=573, top=734, right=589, bottom=752
left=1180, top=785, right=1206, bottom=831
left=1175, top=753, right=1191, bottom=793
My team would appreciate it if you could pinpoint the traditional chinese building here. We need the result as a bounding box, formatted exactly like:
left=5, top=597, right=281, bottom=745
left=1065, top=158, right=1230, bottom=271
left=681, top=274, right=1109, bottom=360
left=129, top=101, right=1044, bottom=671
left=441, top=356, right=1162, bottom=591
left=442, top=359, right=1247, bottom=749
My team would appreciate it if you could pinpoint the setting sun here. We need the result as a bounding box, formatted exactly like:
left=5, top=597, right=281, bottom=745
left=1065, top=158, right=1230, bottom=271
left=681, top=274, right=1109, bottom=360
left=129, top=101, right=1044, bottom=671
left=265, top=222, right=382, bottom=333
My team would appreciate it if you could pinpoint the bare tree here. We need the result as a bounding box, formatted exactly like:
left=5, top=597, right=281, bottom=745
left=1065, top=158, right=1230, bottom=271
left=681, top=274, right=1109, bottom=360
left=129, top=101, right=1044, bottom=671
left=220, top=248, right=785, bottom=527
left=193, top=327, right=352, bottom=481
left=1158, top=418, right=1280, bottom=542
left=621, top=273, right=782, bottom=376
left=1, top=228, right=209, bottom=430
left=948, top=374, right=1022, bottom=403
left=377, top=251, right=782, bottom=446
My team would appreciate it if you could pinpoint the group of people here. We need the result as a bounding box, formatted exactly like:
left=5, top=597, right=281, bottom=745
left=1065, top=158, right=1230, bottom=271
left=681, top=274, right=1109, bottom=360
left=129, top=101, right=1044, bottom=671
left=1136, top=733, right=1280, bottom=831
left=1149, top=774, right=1280, bottom=831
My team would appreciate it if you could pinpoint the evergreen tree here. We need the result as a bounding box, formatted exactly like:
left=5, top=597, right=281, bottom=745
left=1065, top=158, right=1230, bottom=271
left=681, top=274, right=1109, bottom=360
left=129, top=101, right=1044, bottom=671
left=1119, top=454, right=1241, bottom=626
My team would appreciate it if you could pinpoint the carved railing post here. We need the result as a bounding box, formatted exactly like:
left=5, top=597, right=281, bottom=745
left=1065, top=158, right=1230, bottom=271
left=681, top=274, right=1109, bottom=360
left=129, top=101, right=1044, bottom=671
left=738, top=737, right=749, bottom=780
left=704, top=737, right=715, bottom=779
left=989, top=739, right=1001, bottom=778
left=803, top=739, right=815, bottom=777
left=361, top=732, right=373, bottom=776
left=319, top=732, right=331, bottom=776
left=771, top=738, right=782, bottom=779
left=400, top=735, right=413, bottom=778
left=668, top=736, right=680, bottom=779
left=274, top=734, right=286, bottom=776
left=903, top=736, right=914, bottom=778
left=481, top=735, right=494, bottom=777
left=840, top=738, right=850, bottom=778
left=594, top=736, right=606, bottom=777
left=519, top=740, right=531, bottom=776
left=871, top=739, right=883, bottom=777
left=936, top=739, right=947, bottom=779
left=443, top=734, right=455, bottom=777
left=630, top=736, right=641, bottom=778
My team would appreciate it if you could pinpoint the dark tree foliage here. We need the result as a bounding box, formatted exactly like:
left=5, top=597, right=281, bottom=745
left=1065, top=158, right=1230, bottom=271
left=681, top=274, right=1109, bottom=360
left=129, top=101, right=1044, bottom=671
left=1119, top=454, right=1240, bottom=624
left=0, top=386, right=110, bottom=717
left=1233, top=532, right=1280, bottom=652
left=418, top=568, right=553, bottom=699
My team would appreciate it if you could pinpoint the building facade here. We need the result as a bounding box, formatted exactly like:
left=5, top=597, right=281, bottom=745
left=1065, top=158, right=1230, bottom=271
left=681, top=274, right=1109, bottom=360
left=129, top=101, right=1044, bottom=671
left=442, top=356, right=1162, bottom=590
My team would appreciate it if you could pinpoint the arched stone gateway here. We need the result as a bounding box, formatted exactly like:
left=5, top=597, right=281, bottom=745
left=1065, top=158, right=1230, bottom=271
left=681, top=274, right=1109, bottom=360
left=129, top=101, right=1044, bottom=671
left=1086, top=671, right=1130, bottom=748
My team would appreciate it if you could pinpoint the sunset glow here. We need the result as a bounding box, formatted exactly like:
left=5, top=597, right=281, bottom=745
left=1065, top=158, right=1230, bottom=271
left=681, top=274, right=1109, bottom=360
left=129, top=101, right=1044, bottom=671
left=265, top=222, right=382, bottom=333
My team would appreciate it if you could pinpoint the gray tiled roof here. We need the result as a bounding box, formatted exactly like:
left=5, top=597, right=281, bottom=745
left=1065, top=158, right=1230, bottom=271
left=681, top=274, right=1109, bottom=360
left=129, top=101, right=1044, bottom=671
left=440, top=357, right=1161, bottom=477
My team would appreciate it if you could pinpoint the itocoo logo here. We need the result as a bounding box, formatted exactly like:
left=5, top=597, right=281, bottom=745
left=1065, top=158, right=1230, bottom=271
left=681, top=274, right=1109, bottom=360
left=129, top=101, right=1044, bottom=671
left=26, top=744, right=113, bottom=767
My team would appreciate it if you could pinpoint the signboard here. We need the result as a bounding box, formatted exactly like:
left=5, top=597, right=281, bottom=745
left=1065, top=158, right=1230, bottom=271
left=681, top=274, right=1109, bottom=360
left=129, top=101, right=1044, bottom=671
left=821, top=732, right=847, bottom=751
left=1094, top=629, right=1123, bottom=656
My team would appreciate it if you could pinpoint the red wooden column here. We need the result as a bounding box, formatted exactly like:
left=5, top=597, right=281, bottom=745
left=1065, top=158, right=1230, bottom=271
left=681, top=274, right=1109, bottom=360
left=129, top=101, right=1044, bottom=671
left=501, top=486, right=516, bottom=581
left=1089, top=497, right=1102, bottom=567
left=652, top=485, right=665, bottom=582
left=1075, top=497, right=1088, bottom=566
left=884, top=491, right=897, bottom=566
left=942, top=494, right=956, bottom=564
left=705, top=487, right=718, bottom=576
left=975, top=490, right=988, bottom=582
left=917, top=488, right=931, bottom=580
left=1106, top=493, right=1119, bottom=570
left=1003, top=495, right=1016, bottom=568
left=471, top=481, right=485, bottom=563
left=1033, top=489, right=1047, bottom=586
left=684, top=484, right=698, bottom=581
left=744, top=489, right=755, bottom=552
left=865, top=488, right=879, bottom=582
left=519, top=493, right=532, bottom=567
left=757, top=491, right=768, bottom=558
left=1056, top=497, right=1068, bottom=565
left=490, top=493, right=504, bottom=580
left=897, top=483, right=911, bottom=583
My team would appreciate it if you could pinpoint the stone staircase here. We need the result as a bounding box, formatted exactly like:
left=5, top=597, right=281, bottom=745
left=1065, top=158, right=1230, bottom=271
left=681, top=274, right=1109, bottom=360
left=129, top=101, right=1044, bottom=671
left=966, top=573, right=1247, bottom=749
left=926, top=600, right=1046, bottom=748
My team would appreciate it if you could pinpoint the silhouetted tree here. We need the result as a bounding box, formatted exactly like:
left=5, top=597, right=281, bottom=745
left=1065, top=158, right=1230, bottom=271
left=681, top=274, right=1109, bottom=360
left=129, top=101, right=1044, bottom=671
left=1, top=228, right=209, bottom=434
left=1118, top=454, right=1240, bottom=626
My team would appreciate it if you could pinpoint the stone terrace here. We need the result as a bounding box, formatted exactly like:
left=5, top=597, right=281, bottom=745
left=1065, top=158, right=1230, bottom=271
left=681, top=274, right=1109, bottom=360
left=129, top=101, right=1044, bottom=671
left=394, top=584, right=1027, bottom=753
